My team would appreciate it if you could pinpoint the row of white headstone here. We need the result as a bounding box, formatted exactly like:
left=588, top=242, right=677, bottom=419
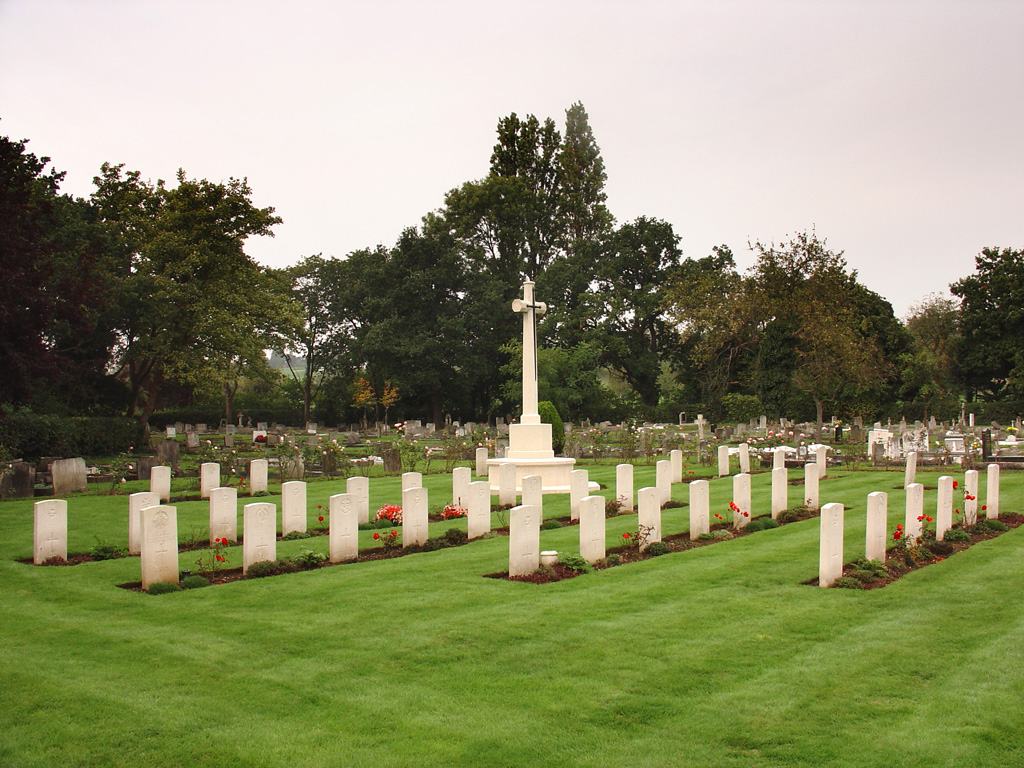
left=819, top=465, right=1001, bottom=587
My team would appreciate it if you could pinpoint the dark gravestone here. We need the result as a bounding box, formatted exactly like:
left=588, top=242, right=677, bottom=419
left=835, top=426, right=843, bottom=442
left=12, top=461, right=36, bottom=498
left=136, top=457, right=158, bottom=480
left=982, top=429, right=993, bottom=460
left=155, top=440, right=180, bottom=473
left=382, top=448, right=401, bottom=474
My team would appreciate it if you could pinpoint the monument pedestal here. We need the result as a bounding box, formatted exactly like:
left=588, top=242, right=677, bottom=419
left=486, top=419, right=596, bottom=494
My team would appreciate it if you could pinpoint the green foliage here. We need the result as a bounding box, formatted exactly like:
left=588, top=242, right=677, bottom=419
left=245, top=560, right=277, bottom=578
left=831, top=577, right=865, bottom=590
left=980, top=519, right=1007, bottom=532
left=662, top=499, right=685, bottom=510
left=712, top=530, right=734, bottom=540
left=777, top=510, right=802, bottom=524
left=0, top=409, right=141, bottom=461
left=603, top=553, right=622, bottom=566
left=443, top=528, right=468, bottom=546
left=943, top=528, right=971, bottom=542
left=604, top=497, right=624, bottom=517
left=645, top=541, right=671, bottom=557
left=146, top=581, right=181, bottom=595
left=721, top=393, right=763, bottom=424
left=422, top=537, right=448, bottom=552
left=540, top=519, right=563, bottom=530
left=88, top=538, right=127, bottom=561
left=282, top=530, right=312, bottom=541
left=289, top=550, right=327, bottom=569
left=847, top=569, right=881, bottom=584
left=181, top=575, right=210, bottom=590
left=925, top=540, right=955, bottom=556
left=746, top=517, right=780, bottom=532
left=698, top=532, right=715, bottom=541
left=537, top=401, right=565, bottom=454
left=558, top=553, right=593, bottom=574
left=848, top=558, right=888, bottom=577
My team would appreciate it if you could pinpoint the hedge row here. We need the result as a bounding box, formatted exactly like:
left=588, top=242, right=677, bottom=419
left=0, top=408, right=144, bottom=461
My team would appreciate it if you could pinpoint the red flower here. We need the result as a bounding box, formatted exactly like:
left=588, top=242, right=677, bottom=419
left=982, top=505, right=988, bottom=511
left=743, top=511, right=749, bottom=517
left=926, top=516, right=933, bottom=522
left=896, top=524, right=903, bottom=530
left=318, top=516, right=324, bottom=522
left=893, top=531, right=902, bottom=540
left=622, top=532, right=630, bottom=539
left=953, top=481, right=959, bottom=489
left=373, top=532, right=380, bottom=540
left=317, top=505, right=322, bottom=509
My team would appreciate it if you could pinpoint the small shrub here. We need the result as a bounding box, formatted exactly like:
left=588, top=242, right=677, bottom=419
left=290, top=550, right=327, bottom=569
left=981, top=519, right=1007, bottom=532
left=605, top=497, right=625, bottom=517
left=423, top=537, right=448, bottom=551
left=251, top=490, right=271, bottom=497
left=559, top=553, right=592, bottom=574
left=357, top=522, right=377, bottom=531
left=276, top=558, right=300, bottom=573
left=147, top=581, right=181, bottom=595
left=777, top=510, right=801, bottom=524
left=847, top=569, right=880, bottom=584
left=698, top=532, right=715, bottom=541
left=246, top=560, right=277, bottom=578
left=89, top=538, right=127, bottom=561
left=538, top=400, right=565, bottom=454
left=645, top=541, right=671, bottom=557
left=181, top=575, right=210, bottom=589
left=282, top=530, right=311, bottom=541
left=480, top=531, right=499, bottom=540
left=943, top=528, right=970, bottom=542
left=443, top=528, right=468, bottom=546
left=848, top=558, right=888, bottom=577
left=540, top=519, right=562, bottom=530
left=604, top=553, right=622, bottom=566
left=746, top=517, right=780, bottom=532
left=712, top=529, right=734, bottom=540
left=926, top=540, right=955, bottom=556
left=662, top=499, right=685, bottom=510
left=832, top=577, right=865, bottom=590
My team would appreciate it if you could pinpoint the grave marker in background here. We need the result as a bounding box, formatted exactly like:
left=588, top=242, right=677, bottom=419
left=467, top=481, right=491, bottom=539
left=200, top=462, right=219, bottom=499
left=150, top=466, right=171, bottom=502
left=140, top=504, right=178, bottom=589
left=637, top=487, right=661, bottom=550
left=33, top=499, right=67, bottom=564
left=129, top=491, right=159, bottom=555
left=579, top=496, right=605, bottom=563
left=508, top=504, right=540, bottom=576
left=329, top=493, right=359, bottom=563
left=346, top=476, right=369, bottom=524
left=689, top=479, right=710, bottom=540
left=402, top=487, right=428, bottom=547
left=281, top=481, right=307, bottom=535
left=243, top=503, right=276, bottom=573
left=209, top=487, right=238, bottom=544
left=866, top=492, right=887, bottom=562
left=615, top=463, right=634, bottom=511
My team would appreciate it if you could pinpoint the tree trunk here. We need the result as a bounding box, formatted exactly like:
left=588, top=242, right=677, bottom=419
left=223, top=381, right=237, bottom=424
left=814, top=398, right=824, bottom=440
left=432, top=390, right=443, bottom=427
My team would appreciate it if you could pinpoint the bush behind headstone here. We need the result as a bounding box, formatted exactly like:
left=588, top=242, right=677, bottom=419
left=0, top=408, right=143, bottom=460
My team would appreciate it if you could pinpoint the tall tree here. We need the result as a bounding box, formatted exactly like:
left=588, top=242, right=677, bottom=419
left=900, top=293, right=961, bottom=419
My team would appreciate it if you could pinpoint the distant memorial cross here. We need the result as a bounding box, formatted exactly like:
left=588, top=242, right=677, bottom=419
left=512, top=280, right=547, bottom=423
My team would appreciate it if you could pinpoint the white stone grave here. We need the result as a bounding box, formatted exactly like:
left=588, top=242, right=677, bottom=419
left=905, top=482, right=924, bottom=541
left=243, top=502, right=277, bottom=573
left=936, top=475, right=953, bottom=540
left=402, top=487, right=429, bottom=547
left=904, top=451, right=917, bottom=489
left=689, top=479, right=710, bottom=540
left=733, top=473, right=751, bottom=529
left=964, top=469, right=979, bottom=524
left=815, top=445, right=828, bottom=477
left=738, top=443, right=750, bottom=474
left=125, top=490, right=159, bottom=556
left=804, top=462, right=820, bottom=509
left=987, top=463, right=1000, bottom=519
left=150, top=465, right=171, bottom=502
left=771, top=467, right=787, bottom=519
left=329, top=493, right=359, bottom=563
left=656, top=460, right=671, bottom=506
left=401, top=472, right=422, bottom=492
left=773, top=448, right=786, bottom=470
left=637, top=487, right=661, bottom=550
left=200, top=462, right=220, bottom=499
left=346, top=476, right=370, bottom=524
left=140, top=504, right=178, bottom=589
left=51, top=457, right=87, bottom=495
left=579, top=496, right=606, bottom=564
left=452, top=467, right=471, bottom=507
left=508, top=504, right=541, bottom=577
left=475, top=447, right=488, bottom=477
left=165, top=427, right=176, bottom=438
left=467, top=480, right=491, bottom=539
left=819, top=502, right=844, bottom=588
left=615, top=463, right=634, bottom=511
left=497, top=463, right=517, bottom=506
left=670, top=449, right=683, bottom=484
left=249, top=459, right=268, bottom=495
left=33, top=499, right=67, bottom=564
left=281, top=480, right=307, bottom=536
left=570, top=469, right=589, bottom=521
left=717, top=445, right=730, bottom=477
left=209, top=486, right=238, bottom=544
left=866, top=491, right=887, bottom=562
left=522, top=475, right=543, bottom=516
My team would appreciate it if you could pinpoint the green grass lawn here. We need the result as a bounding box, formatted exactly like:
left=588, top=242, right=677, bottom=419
left=2, top=465, right=1022, bottom=767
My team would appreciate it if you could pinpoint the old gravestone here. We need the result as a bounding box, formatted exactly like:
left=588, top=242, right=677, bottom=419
left=242, top=502, right=277, bottom=573
left=402, top=472, right=422, bottom=491
left=670, top=449, right=683, bottom=484
left=150, top=465, right=171, bottom=502
left=498, top=463, right=517, bottom=507
left=508, top=504, right=540, bottom=577
left=738, top=443, right=750, bottom=475
left=346, top=476, right=370, bottom=524
left=655, top=460, right=671, bottom=506
left=964, top=469, right=979, bottom=524
left=733, top=473, right=751, bottom=529
left=689, top=479, right=710, bottom=540
left=209, top=486, right=238, bottom=544
left=200, top=462, right=220, bottom=499
left=804, top=462, right=820, bottom=509
left=140, top=505, right=178, bottom=590
left=772, top=467, right=788, bottom=519
left=637, top=486, right=661, bottom=550
left=249, top=458, right=268, bottom=495
left=935, top=475, right=953, bottom=539
left=819, top=503, right=844, bottom=588
left=616, top=463, right=634, bottom=511
left=521, top=475, right=543, bottom=516
left=128, top=491, right=159, bottom=555
left=155, top=439, right=179, bottom=473
left=475, top=447, right=488, bottom=477
left=466, top=480, right=491, bottom=539
left=51, top=458, right=87, bottom=496
left=402, top=487, right=428, bottom=547
left=579, top=496, right=605, bottom=564
left=987, top=463, right=1000, bottom=519
left=328, top=493, right=359, bottom=563
left=570, top=469, right=589, bottom=520
left=281, top=481, right=307, bottom=535
left=865, top=491, right=887, bottom=562
left=33, top=499, right=67, bottom=564
left=717, top=445, right=730, bottom=477
left=905, top=482, right=924, bottom=541
left=452, top=467, right=471, bottom=507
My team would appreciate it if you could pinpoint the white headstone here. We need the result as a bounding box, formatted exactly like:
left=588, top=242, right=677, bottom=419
left=508, top=504, right=541, bottom=576
left=905, top=482, right=924, bottom=541
left=33, top=499, right=67, bottom=564
left=329, top=493, right=359, bottom=563
left=521, top=475, right=543, bottom=515
left=819, top=502, right=844, bottom=588
left=401, top=472, right=422, bottom=491
left=738, top=443, right=750, bottom=474
left=615, top=463, right=634, bottom=511
left=689, top=479, right=710, bottom=540
left=637, top=487, right=661, bottom=550
left=200, top=462, right=220, bottom=499
left=732, top=473, right=751, bottom=529
left=243, top=502, right=277, bottom=573
left=717, top=445, right=730, bottom=477
left=579, top=496, right=606, bottom=563
left=865, top=491, right=887, bottom=562
left=815, top=445, right=827, bottom=478
left=209, top=486, right=238, bottom=544
left=670, top=449, right=683, bottom=484
left=127, top=491, right=160, bottom=555
left=570, top=469, right=589, bottom=521
left=771, top=467, right=788, bottom=519
left=140, top=504, right=178, bottom=589
left=773, top=448, right=785, bottom=470
left=249, top=459, right=268, bottom=495
left=346, top=476, right=370, bottom=524
left=903, top=451, right=917, bottom=489
left=804, top=462, right=820, bottom=509
left=165, top=427, right=176, bottom=438
left=475, top=447, right=489, bottom=477
left=964, top=469, right=979, bottom=525
left=452, top=467, right=471, bottom=507
left=402, top=487, right=429, bottom=547
left=150, top=465, right=171, bottom=502
left=655, top=460, right=671, bottom=506
left=498, top=463, right=517, bottom=507
left=936, top=475, right=953, bottom=540
left=281, top=480, right=307, bottom=535
left=467, top=480, right=491, bottom=539
left=987, top=463, right=1000, bottom=519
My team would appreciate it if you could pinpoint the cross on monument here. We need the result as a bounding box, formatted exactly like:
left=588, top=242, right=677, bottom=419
left=512, top=280, right=547, bottom=424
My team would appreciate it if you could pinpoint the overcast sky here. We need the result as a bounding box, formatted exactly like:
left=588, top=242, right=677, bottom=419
left=2, top=0, right=1021, bottom=318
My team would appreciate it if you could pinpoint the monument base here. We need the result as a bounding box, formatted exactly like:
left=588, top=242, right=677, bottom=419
left=485, top=457, right=600, bottom=495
